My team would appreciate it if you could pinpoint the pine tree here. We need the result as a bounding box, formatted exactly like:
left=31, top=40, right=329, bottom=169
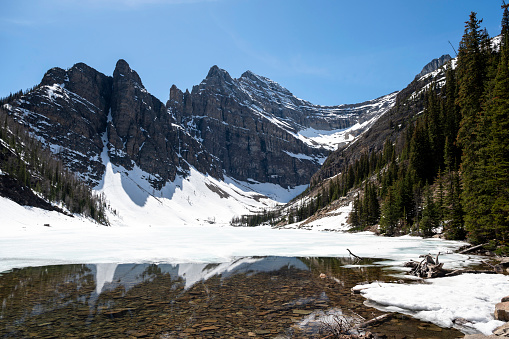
left=482, top=11, right=509, bottom=244
left=456, top=12, right=491, bottom=244
left=419, top=184, right=439, bottom=237
left=380, top=188, right=400, bottom=236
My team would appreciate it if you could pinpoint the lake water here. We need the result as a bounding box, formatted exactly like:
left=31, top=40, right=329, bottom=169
left=0, top=256, right=463, bottom=338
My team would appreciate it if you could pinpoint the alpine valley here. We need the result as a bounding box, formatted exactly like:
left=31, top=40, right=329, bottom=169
left=1, top=9, right=508, bottom=244
left=3, top=5, right=509, bottom=338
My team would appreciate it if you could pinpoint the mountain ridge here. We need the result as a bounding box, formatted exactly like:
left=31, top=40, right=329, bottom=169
left=0, top=56, right=451, bottom=219
left=1, top=59, right=398, bottom=192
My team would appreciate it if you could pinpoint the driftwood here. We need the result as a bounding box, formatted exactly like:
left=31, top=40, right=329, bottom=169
left=406, top=253, right=446, bottom=278
left=320, top=312, right=391, bottom=339
left=355, top=313, right=393, bottom=328
left=405, top=252, right=503, bottom=278
left=347, top=248, right=363, bottom=261
left=458, top=243, right=488, bottom=254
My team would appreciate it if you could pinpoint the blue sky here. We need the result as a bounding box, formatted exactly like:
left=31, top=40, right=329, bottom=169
left=0, top=0, right=504, bottom=106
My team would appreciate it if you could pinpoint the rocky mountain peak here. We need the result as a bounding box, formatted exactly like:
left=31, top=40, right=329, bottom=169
left=197, top=65, right=236, bottom=92
left=40, top=67, right=68, bottom=87
left=206, top=65, right=230, bottom=79
left=415, top=54, right=452, bottom=79
left=239, top=70, right=256, bottom=80
left=238, top=70, right=294, bottom=99
left=4, top=59, right=399, bottom=192
left=113, top=59, right=143, bottom=87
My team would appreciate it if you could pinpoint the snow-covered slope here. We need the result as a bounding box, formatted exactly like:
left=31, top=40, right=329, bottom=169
left=96, top=157, right=306, bottom=227
left=293, top=92, right=398, bottom=151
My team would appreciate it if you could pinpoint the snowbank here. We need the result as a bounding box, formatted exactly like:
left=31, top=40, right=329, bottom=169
left=355, top=274, right=509, bottom=335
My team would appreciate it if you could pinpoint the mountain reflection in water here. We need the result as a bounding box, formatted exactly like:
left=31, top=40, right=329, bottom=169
left=0, top=257, right=462, bottom=338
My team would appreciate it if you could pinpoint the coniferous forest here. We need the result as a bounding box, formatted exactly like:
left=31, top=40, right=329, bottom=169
left=0, top=106, right=109, bottom=225
left=233, top=7, right=509, bottom=254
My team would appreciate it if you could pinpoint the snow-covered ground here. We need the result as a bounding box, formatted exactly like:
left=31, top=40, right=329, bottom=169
left=1, top=161, right=507, bottom=336
left=354, top=274, right=509, bottom=335
left=0, top=194, right=470, bottom=273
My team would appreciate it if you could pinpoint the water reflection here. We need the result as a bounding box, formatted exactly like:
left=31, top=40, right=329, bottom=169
left=0, top=257, right=462, bottom=338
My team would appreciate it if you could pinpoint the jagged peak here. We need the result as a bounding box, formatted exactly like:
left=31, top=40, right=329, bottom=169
left=70, top=62, right=96, bottom=73
left=40, top=67, right=68, bottom=87
left=113, top=59, right=144, bottom=87
left=205, top=65, right=234, bottom=82
left=115, top=59, right=130, bottom=72
left=240, top=70, right=256, bottom=79
left=192, top=65, right=237, bottom=95
left=239, top=69, right=293, bottom=97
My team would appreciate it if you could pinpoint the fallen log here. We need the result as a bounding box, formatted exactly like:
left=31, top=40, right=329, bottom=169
left=320, top=313, right=391, bottom=339
left=406, top=252, right=501, bottom=278
left=407, top=254, right=447, bottom=278
left=355, top=313, right=393, bottom=328
left=458, top=243, right=488, bottom=254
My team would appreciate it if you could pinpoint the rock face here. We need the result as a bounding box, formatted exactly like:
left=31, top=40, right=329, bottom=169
left=4, top=63, right=112, bottom=184
left=495, top=302, right=509, bottom=321
left=415, top=54, right=452, bottom=79
left=107, top=60, right=221, bottom=187
left=167, top=65, right=396, bottom=187
left=4, top=60, right=221, bottom=188
left=3, top=60, right=396, bottom=190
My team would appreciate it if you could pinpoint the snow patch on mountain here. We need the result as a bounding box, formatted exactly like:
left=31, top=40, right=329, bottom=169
left=293, top=92, right=398, bottom=150
left=95, top=145, right=304, bottom=227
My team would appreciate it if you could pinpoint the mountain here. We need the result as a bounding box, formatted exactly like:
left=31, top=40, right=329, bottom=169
left=3, top=60, right=221, bottom=190
left=414, top=54, right=452, bottom=79
left=276, top=28, right=508, bottom=250
left=235, top=50, right=458, bottom=228
left=311, top=55, right=452, bottom=184
left=0, top=105, right=108, bottom=223
left=167, top=65, right=397, bottom=187
left=2, top=60, right=396, bottom=197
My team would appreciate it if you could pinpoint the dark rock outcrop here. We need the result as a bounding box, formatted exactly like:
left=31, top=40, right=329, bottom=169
left=4, top=60, right=222, bottom=188
left=4, top=60, right=395, bottom=191
left=167, top=66, right=396, bottom=187
left=107, top=60, right=221, bottom=186
left=5, top=63, right=112, bottom=184
left=168, top=67, right=325, bottom=187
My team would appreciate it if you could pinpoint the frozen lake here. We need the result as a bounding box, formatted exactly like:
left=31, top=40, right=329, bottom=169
left=1, top=196, right=507, bottom=336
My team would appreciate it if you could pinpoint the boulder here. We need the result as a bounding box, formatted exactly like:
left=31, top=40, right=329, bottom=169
left=493, top=322, right=509, bottom=336
left=495, top=302, right=509, bottom=321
